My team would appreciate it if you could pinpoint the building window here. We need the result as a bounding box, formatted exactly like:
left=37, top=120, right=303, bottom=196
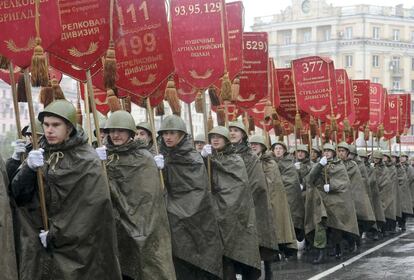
left=324, top=29, right=331, bottom=41
left=345, top=27, right=353, bottom=39
left=284, top=60, right=291, bottom=68
left=373, top=27, right=380, bottom=40
left=303, top=31, right=311, bottom=43
left=392, top=78, right=401, bottom=90
left=345, top=55, right=353, bottom=68
left=372, top=77, right=380, bottom=83
left=372, top=55, right=379, bottom=67
left=391, top=56, right=400, bottom=70
left=411, top=80, right=414, bottom=92
left=393, top=29, right=400, bottom=41
left=283, top=32, right=291, bottom=45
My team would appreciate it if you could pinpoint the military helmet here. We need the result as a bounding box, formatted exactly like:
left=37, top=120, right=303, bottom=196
left=296, top=144, right=309, bottom=154
left=357, top=149, right=367, bottom=158
left=228, top=121, right=248, bottom=136
left=158, top=115, right=187, bottom=135
left=271, top=140, right=287, bottom=151
left=337, top=141, right=349, bottom=151
left=105, top=110, right=136, bottom=134
left=208, top=126, right=230, bottom=142
left=26, top=119, right=44, bottom=135
left=249, top=135, right=267, bottom=150
left=38, top=99, right=76, bottom=129
left=21, top=125, right=29, bottom=136
left=400, top=152, right=408, bottom=158
left=372, top=150, right=383, bottom=159
left=382, top=150, right=391, bottom=159
left=323, top=143, right=336, bottom=152
left=194, top=133, right=206, bottom=143
left=391, top=152, right=399, bottom=158
left=136, top=122, right=152, bottom=134
left=348, top=145, right=357, bottom=155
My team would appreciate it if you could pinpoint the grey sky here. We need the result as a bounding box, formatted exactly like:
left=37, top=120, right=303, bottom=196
left=242, top=0, right=414, bottom=30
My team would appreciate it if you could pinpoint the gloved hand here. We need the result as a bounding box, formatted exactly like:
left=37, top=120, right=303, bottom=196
left=95, top=146, right=107, bottom=161
left=370, top=162, right=375, bottom=168
left=323, top=184, right=330, bottom=193
left=294, top=162, right=301, bottom=170
left=39, top=230, right=49, bottom=248
left=319, top=156, right=328, bottom=166
left=27, top=149, right=44, bottom=171
left=300, top=184, right=304, bottom=191
left=201, top=144, right=212, bottom=158
left=12, top=139, right=27, bottom=160
left=154, top=154, right=164, bottom=169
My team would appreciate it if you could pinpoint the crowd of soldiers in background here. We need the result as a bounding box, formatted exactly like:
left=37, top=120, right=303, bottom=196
left=1, top=99, right=413, bottom=280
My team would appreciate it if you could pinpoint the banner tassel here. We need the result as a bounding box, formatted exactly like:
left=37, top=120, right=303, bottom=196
left=208, top=87, right=221, bottom=106
left=107, top=89, right=122, bottom=112
left=124, top=96, right=131, bottom=113
left=295, top=112, right=302, bottom=130
left=220, top=72, right=232, bottom=101
left=363, top=125, right=370, bottom=141
left=195, top=90, right=203, bottom=113
left=330, top=117, right=338, bottom=132
left=17, top=73, right=28, bottom=102
left=207, top=112, right=214, bottom=132
left=248, top=115, right=255, bottom=134
left=264, top=100, right=273, bottom=121
left=310, top=117, right=318, bottom=138
left=51, top=78, right=65, bottom=100
left=231, top=77, right=240, bottom=102
left=217, top=107, right=225, bottom=126
left=76, top=99, right=83, bottom=126
left=103, top=41, right=117, bottom=90
left=0, top=55, right=10, bottom=69
left=164, top=77, right=181, bottom=115
left=30, top=0, right=48, bottom=87
left=273, top=119, right=283, bottom=136
left=155, top=101, right=165, bottom=116
left=39, top=81, right=54, bottom=107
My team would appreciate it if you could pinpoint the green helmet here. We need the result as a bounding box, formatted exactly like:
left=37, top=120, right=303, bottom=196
left=228, top=121, right=248, bottom=137
left=249, top=135, right=267, bottom=150
left=372, top=150, right=383, bottom=159
left=208, top=126, right=230, bottom=142
left=38, top=99, right=76, bottom=129
left=382, top=150, right=391, bottom=159
left=194, top=133, right=206, bottom=143
left=136, top=122, right=152, bottom=135
left=348, top=145, right=357, bottom=155
left=105, top=110, right=136, bottom=134
left=312, top=146, right=321, bottom=154
left=357, top=150, right=367, bottom=158
left=391, top=152, right=399, bottom=158
left=323, top=143, right=335, bottom=152
left=296, top=144, right=309, bottom=154
left=400, top=152, right=409, bottom=158
left=337, top=141, right=349, bottom=151
left=271, top=141, right=287, bottom=151
left=158, top=115, right=187, bottom=135
left=26, top=119, right=44, bottom=135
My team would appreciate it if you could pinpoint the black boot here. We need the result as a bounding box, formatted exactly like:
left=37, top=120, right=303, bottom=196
left=264, top=261, right=273, bottom=280
left=312, top=248, right=325, bottom=264
left=335, top=244, right=342, bottom=259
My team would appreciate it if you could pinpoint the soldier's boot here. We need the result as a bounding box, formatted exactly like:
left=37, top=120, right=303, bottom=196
left=335, top=244, right=342, bottom=259
left=264, top=261, right=273, bottom=280
left=312, top=248, right=325, bottom=264
left=372, top=231, right=380, bottom=241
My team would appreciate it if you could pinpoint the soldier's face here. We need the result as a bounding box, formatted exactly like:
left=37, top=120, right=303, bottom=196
left=210, top=134, right=226, bottom=150
left=162, top=131, right=182, bottom=147
left=194, top=141, right=205, bottom=152
left=273, top=145, right=285, bottom=158
left=323, top=150, right=334, bottom=159
left=383, top=156, right=389, bottom=162
left=297, top=151, right=307, bottom=160
left=109, top=129, right=130, bottom=146
left=391, top=156, right=398, bottom=163
left=135, top=129, right=150, bottom=143
left=337, top=148, right=348, bottom=160
left=43, top=116, right=72, bottom=145
left=400, top=156, right=407, bottom=163
left=311, top=150, right=319, bottom=160
left=99, top=129, right=107, bottom=143
left=250, top=143, right=263, bottom=155
left=229, top=127, right=244, bottom=143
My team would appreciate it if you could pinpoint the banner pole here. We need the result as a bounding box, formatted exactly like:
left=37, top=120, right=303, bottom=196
left=81, top=82, right=93, bottom=145
left=9, top=62, right=22, bottom=139
left=201, top=89, right=212, bottom=191
left=187, top=103, right=194, bottom=141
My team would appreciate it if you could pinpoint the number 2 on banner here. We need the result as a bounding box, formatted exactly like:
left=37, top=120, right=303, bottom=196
left=117, top=1, right=149, bottom=25
left=117, top=33, right=156, bottom=57
left=302, top=61, right=323, bottom=73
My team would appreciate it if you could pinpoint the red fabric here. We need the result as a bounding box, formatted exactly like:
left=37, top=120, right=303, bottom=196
left=130, top=80, right=166, bottom=108
left=384, top=94, right=398, bottom=140
left=48, top=53, right=102, bottom=82
left=400, top=94, right=411, bottom=131
left=351, top=80, right=370, bottom=130
left=79, top=84, right=110, bottom=116
left=334, top=69, right=355, bottom=128
left=0, top=66, right=20, bottom=85
left=270, top=60, right=280, bottom=108
left=225, top=1, right=243, bottom=81
left=368, top=83, right=384, bottom=132
left=176, top=78, right=197, bottom=104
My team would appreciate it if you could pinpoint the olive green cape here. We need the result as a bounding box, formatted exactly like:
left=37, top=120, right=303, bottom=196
left=395, top=164, right=413, bottom=216
left=106, top=139, right=176, bottom=279
left=402, top=162, right=414, bottom=211
left=371, top=162, right=396, bottom=221
left=385, top=163, right=399, bottom=220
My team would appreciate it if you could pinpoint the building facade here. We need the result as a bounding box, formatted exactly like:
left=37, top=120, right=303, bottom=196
left=252, top=0, right=414, bottom=150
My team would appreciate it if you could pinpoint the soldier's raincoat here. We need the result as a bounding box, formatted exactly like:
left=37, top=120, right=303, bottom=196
left=384, top=162, right=399, bottom=220
left=106, top=139, right=176, bottom=279
left=395, top=163, right=413, bottom=216
left=371, top=161, right=396, bottom=222
left=402, top=162, right=414, bottom=211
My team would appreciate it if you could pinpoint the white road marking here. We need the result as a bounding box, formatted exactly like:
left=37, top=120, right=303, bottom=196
left=307, top=232, right=410, bottom=280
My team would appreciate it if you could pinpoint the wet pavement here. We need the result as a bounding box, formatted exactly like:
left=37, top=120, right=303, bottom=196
left=268, top=219, right=414, bottom=279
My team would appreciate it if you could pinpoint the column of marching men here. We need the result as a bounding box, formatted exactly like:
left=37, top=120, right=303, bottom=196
left=1, top=100, right=414, bottom=280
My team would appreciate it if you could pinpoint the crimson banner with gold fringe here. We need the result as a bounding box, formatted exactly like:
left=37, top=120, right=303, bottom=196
left=176, top=78, right=198, bottom=104
left=170, top=0, right=228, bottom=89
left=351, top=79, right=370, bottom=130
left=237, top=32, right=268, bottom=109
left=48, top=54, right=102, bottom=82
left=80, top=84, right=110, bottom=116
left=400, top=93, right=411, bottom=133
left=0, top=1, right=61, bottom=68
left=384, top=94, right=398, bottom=140
left=225, top=1, right=244, bottom=81
left=0, top=65, right=20, bottom=85
left=334, top=69, right=355, bottom=127
left=292, top=56, right=337, bottom=122
left=275, top=68, right=303, bottom=123
left=368, top=83, right=385, bottom=133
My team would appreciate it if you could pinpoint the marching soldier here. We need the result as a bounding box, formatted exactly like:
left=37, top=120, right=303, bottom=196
left=158, top=115, right=223, bottom=280
left=228, top=122, right=280, bottom=264
left=271, top=141, right=305, bottom=243
left=92, top=119, right=107, bottom=148
left=208, top=127, right=261, bottom=280
left=310, top=147, right=322, bottom=163
left=103, top=111, right=176, bottom=280
left=382, top=152, right=399, bottom=234
left=134, top=122, right=156, bottom=155
left=194, top=133, right=206, bottom=152
left=10, top=100, right=122, bottom=279
left=0, top=153, right=18, bottom=280
left=400, top=153, right=414, bottom=213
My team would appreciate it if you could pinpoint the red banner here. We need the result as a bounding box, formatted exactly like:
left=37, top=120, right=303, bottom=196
left=212, top=103, right=239, bottom=121
left=225, top=1, right=244, bottom=81
left=130, top=82, right=165, bottom=108
left=0, top=1, right=61, bottom=68
left=237, top=32, right=268, bottom=109
left=275, top=68, right=297, bottom=123
left=292, top=56, right=337, bottom=122
left=334, top=69, right=355, bottom=127
left=170, top=0, right=228, bottom=89
left=247, top=98, right=273, bottom=132
left=112, top=0, right=174, bottom=98
left=351, top=80, right=370, bottom=129
left=80, top=84, right=110, bottom=116
left=400, top=94, right=411, bottom=132
left=177, top=78, right=197, bottom=104
left=368, top=83, right=384, bottom=132
left=48, top=0, right=116, bottom=70
left=384, top=94, right=398, bottom=140
left=49, top=54, right=102, bottom=82
left=269, top=58, right=280, bottom=108
left=0, top=66, right=20, bottom=85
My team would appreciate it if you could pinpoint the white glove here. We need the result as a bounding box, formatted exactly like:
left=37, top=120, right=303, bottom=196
left=39, top=230, right=49, bottom=248
left=95, top=146, right=107, bottom=161
left=12, top=139, right=27, bottom=160
left=323, top=184, right=330, bottom=193
left=27, top=149, right=44, bottom=171
left=201, top=144, right=212, bottom=158
left=154, top=154, right=164, bottom=169
left=294, top=162, right=301, bottom=170
left=370, top=162, right=375, bottom=168
left=300, top=184, right=304, bottom=191
left=319, top=156, right=328, bottom=166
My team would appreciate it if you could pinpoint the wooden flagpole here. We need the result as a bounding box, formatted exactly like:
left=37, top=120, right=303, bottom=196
left=9, top=62, right=22, bottom=139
